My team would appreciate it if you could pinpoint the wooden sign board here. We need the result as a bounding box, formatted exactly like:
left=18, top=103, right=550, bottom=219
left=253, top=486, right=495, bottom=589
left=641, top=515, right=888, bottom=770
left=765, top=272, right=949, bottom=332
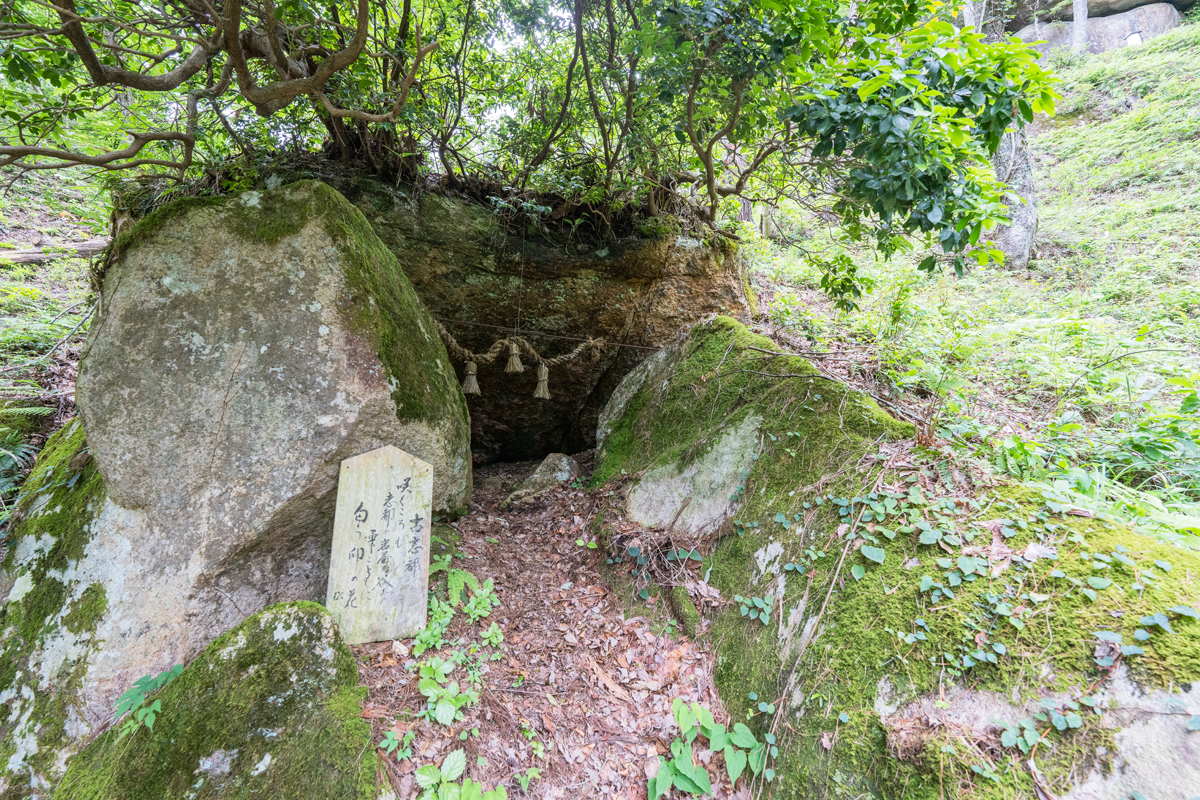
left=326, top=445, right=432, bottom=644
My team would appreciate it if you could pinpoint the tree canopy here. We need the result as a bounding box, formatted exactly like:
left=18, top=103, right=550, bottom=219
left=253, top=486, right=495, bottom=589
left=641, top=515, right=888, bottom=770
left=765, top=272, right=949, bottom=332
left=0, top=0, right=1056, bottom=279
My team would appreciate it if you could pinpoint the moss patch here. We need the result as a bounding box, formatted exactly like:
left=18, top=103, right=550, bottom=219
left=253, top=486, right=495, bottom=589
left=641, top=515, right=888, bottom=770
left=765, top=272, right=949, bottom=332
left=0, top=420, right=108, bottom=797
left=52, top=602, right=376, bottom=800
left=594, top=317, right=1200, bottom=799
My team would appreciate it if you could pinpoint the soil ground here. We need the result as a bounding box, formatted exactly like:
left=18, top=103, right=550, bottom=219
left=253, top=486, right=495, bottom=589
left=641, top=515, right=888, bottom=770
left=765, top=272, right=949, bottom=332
left=354, top=458, right=746, bottom=800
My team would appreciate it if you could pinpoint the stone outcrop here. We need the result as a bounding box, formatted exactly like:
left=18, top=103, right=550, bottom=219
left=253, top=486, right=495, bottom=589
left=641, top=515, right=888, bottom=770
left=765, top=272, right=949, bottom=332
left=501, top=452, right=582, bottom=507
left=52, top=603, right=375, bottom=800
left=1005, top=0, right=1194, bottom=30
left=333, top=180, right=754, bottom=463
left=594, top=317, right=1200, bottom=800
left=0, top=181, right=471, bottom=795
left=1015, top=2, right=1183, bottom=54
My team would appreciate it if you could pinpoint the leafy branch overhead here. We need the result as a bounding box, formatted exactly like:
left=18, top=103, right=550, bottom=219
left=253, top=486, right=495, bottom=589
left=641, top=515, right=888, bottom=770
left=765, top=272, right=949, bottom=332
left=2, top=0, right=1053, bottom=278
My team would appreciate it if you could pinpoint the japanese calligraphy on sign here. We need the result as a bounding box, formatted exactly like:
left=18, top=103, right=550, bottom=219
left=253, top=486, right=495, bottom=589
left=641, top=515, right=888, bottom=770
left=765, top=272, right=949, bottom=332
left=326, top=445, right=433, bottom=644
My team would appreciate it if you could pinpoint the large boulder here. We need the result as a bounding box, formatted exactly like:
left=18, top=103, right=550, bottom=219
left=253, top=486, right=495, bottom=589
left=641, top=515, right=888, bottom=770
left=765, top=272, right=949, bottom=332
left=52, top=602, right=375, bottom=800
left=114, top=176, right=755, bottom=464
left=1004, top=0, right=1194, bottom=30
left=1015, top=3, right=1183, bottom=55
left=0, top=181, right=470, bottom=795
left=335, top=180, right=754, bottom=463
left=594, top=317, right=1200, bottom=800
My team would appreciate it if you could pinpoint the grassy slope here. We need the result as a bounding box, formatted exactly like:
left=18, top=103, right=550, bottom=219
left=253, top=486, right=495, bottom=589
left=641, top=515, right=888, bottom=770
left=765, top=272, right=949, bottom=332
left=751, top=21, right=1200, bottom=546
left=0, top=171, right=103, bottom=381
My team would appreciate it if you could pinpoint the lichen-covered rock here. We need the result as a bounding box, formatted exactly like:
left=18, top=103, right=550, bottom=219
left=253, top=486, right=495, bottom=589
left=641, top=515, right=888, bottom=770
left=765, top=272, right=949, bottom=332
left=501, top=453, right=581, bottom=507
left=1015, top=3, right=1183, bottom=55
left=1004, top=0, right=1194, bottom=30
left=51, top=602, right=374, bottom=800
left=0, top=181, right=470, bottom=795
left=595, top=317, right=1200, bottom=799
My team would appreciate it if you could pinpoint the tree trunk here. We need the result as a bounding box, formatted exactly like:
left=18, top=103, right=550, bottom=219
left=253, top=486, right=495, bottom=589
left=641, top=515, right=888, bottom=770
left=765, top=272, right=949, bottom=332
left=992, top=130, right=1038, bottom=270
left=962, top=0, right=985, bottom=29
left=1073, top=0, right=1089, bottom=53
left=0, top=237, right=109, bottom=265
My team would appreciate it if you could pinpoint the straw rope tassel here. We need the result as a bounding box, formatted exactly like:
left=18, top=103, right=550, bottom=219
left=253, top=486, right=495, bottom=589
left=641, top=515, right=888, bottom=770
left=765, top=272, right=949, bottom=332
left=506, top=340, right=524, bottom=373
left=534, top=363, right=550, bottom=400
left=462, top=361, right=480, bottom=395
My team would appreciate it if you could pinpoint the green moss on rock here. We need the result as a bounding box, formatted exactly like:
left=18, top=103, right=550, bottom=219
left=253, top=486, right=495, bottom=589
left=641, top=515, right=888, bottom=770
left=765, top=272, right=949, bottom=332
left=53, top=602, right=375, bottom=800
left=594, top=317, right=1200, bottom=799
left=634, top=215, right=681, bottom=239
left=0, top=420, right=108, bottom=798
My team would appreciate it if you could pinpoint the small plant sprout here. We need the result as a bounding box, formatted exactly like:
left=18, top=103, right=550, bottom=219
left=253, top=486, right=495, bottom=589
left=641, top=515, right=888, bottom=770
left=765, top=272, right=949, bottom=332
left=379, top=729, right=415, bottom=760
left=734, top=595, right=772, bottom=624
left=414, top=749, right=507, bottom=800
left=112, top=664, right=183, bottom=740
left=517, top=767, right=541, bottom=793
left=480, top=621, right=504, bottom=647
left=648, top=699, right=777, bottom=798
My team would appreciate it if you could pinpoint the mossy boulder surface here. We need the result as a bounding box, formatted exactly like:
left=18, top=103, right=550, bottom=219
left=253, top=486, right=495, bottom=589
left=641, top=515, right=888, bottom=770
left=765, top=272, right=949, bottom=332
left=595, top=317, right=1200, bottom=799
left=52, top=602, right=375, bottom=800
left=0, top=420, right=105, bottom=799
left=1, top=181, right=469, bottom=796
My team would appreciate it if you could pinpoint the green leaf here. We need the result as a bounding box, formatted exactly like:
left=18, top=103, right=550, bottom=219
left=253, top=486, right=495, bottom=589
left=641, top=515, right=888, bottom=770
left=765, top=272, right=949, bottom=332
left=730, top=723, right=757, bottom=749
left=435, top=699, right=457, bottom=726
left=671, top=767, right=703, bottom=794
left=708, top=724, right=729, bottom=751
left=1087, top=577, right=1112, bottom=590
left=416, top=765, right=443, bottom=790
left=850, top=564, right=866, bottom=581
left=861, top=545, right=885, bottom=564
left=725, top=746, right=747, bottom=785
left=1188, top=715, right=1200, bottom=732
left=1169, top=605, right=1198, bottom=619
left=441, top=750, right=467, bottom=782
left=919, top=530, right=941, bottom=545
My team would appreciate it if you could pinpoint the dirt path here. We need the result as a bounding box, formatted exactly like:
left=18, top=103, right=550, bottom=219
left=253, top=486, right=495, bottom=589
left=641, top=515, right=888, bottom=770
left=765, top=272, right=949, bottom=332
left=354, top=458, right=745, bottom=799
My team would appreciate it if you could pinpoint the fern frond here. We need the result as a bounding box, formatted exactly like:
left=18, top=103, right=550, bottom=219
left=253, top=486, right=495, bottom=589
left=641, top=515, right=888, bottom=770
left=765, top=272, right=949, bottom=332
left=447, top=568, right=480, bottom=606
left=0, top=429, right=36, bottom=471
left=0, top=406, right=53, bottom=421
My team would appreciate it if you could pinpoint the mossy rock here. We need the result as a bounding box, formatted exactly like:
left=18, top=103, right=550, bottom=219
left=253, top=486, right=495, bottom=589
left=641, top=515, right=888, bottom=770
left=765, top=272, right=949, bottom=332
left=1, top=181, right=472, bottom=797
left=52, top=602, right=376, bottom=800
left=0, top=419, right=106, bottom=799
left=594, top=317, right=1200, bottom=799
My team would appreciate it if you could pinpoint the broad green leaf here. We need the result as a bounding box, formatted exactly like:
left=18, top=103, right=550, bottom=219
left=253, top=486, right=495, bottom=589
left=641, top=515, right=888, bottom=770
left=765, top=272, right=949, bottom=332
left=441, top=750, right=467, bottom=782
left=730, top=722, right=757, bottom=749
left=724, top=745, right=747, bottom=784
left=851, top=564, right=866, bottom=580
left=416, top=765, right=442, bottom=790
left=861, top=545, right=885, bottom=564
left=707, top=724, right=729, bottom=750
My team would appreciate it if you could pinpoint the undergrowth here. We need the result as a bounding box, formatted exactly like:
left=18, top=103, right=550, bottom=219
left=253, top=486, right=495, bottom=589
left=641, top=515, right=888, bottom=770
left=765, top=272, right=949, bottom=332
left=747, top=21, right=1200, bottom=550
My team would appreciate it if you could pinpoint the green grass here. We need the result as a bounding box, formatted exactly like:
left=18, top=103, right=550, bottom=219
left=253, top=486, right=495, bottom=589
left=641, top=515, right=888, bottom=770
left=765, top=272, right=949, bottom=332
left=0, top=170, right=98, bottom=393
left=748, top=22, right=1200, bottom=548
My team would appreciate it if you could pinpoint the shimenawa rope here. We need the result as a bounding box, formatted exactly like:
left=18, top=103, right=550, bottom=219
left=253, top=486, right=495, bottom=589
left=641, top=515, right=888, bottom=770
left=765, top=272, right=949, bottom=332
left=435, top=320, right=606, bottom=400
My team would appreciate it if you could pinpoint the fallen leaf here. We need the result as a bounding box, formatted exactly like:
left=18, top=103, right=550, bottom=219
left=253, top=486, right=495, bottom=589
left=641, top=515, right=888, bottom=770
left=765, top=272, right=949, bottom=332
left=820, top=731, right=834, bottom=750
left=584, top=655, right=633, bottom=703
